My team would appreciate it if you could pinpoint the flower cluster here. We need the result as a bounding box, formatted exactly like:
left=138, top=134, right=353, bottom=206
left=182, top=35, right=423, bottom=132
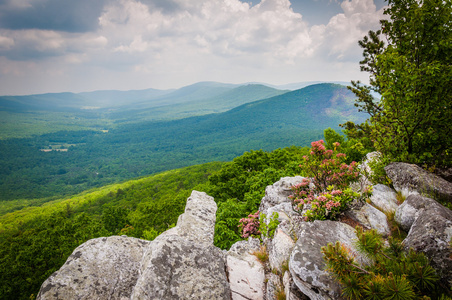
left=301, top=140, right=359, bottom=192
left=290, top=140, right=362, bottom=221
left=290, top=185, right=359, bottom=221
left=238, top=211, right=260, bottom=238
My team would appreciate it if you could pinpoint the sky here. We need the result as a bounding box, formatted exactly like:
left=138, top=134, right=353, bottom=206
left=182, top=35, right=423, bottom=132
left=0, top=0, right=387, bottom=95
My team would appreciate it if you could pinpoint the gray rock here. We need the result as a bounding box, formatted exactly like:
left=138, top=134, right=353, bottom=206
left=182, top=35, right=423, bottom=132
left=347, top=202, right=390, bottom=236
left=227, top=238, right=265, bottom=300
left=266, top=273, right=282, bottom=300
left=167, top=190, right=217, bottom=246
left=385, top=162, right=452, bottom=203
left=284, top=270, right=309, bottom=300
left=37, top=236, right=150, bottom=300
left=259, top=176, right=306, bottom=217
left=397, top=195, right=452, bottom=283
left=131, top=190, right=230, bottom=299
left=289, top=220, right=359, bottom=300
left=359, top=151, right=382, bottom=186
left=38, top=190, right=230, bottom=300
left=259, top=176, right=307, bottom=240
left=395, top=194, right=441, bottom=231
left=268, top=227, right=295, bottom=272
left=131, top=235, right=230, bottom=299
left=369, top=184, right=399, bottom=213
left=283, top=271, right=309, bottom=300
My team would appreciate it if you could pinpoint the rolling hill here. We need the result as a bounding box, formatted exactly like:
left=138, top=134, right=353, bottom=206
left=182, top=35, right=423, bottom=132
left=0, top=82, right=287, bottom=138
left=0, top=83, right=367, bottom=201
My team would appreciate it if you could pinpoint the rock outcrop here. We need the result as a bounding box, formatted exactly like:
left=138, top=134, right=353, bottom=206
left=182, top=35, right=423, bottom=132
left=37, top=236, right=149, bottom=300
left=369, top=183, right=398, bottom=213
left=396, top=194, right=452, bottom=283
left=385, top=162, right=452, bottom=203
left=38, top=191, right=231, bottom=300
left=290, top=220, right=359, bottom=300
left=347, top=202, right=390, bottom=236
left=226, top=238, right=265, bottom=300
left=37, top=164, right=452, bottom=300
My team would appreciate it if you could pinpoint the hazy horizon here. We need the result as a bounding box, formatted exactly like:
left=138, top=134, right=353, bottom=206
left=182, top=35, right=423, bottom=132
left=0, top=0, right=386, bottom=95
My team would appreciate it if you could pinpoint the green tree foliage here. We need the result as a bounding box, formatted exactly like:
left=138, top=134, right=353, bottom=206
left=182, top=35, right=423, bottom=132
left=322, top=227, right=447, bottom=300
left=348, top=0, right=452, bottom=167
left=207, top=147, right=308, bottom=249
left=0, top=162, right=222, bottom=300
left=324, top=127, right=375, bottom=163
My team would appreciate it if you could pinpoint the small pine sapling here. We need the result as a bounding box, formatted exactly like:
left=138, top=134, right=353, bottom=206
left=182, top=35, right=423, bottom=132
left=321, top=227, right=443, bottom=300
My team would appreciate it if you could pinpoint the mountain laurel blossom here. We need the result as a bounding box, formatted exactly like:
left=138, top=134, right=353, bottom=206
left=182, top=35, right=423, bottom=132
left=238, top=211, right=260, bottom=238
left=290, top=140, right=361, bottom=221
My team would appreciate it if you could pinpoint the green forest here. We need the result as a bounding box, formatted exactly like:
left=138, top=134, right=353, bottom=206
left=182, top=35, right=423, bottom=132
left=0, top=146, right=311, bottom=299
left=0, top=83, right=363, bottom=203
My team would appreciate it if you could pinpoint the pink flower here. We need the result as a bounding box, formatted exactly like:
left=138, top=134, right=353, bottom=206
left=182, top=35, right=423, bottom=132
left=331, top=190, right=342, bottom=196
left=317, top=196, right=327, bottom=202
left=336, top=153, right=346, bottom=159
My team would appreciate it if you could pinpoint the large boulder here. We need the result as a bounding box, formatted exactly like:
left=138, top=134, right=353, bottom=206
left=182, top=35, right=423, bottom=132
left=289, top=220, right=360, bottom=300
left=159, top=190, right=218, bottom=246
left=37, top=236, right=149, bottom=300
left=385, top=162, right=452, bottom=203
left=37, top=190, right=231, bottom=300
left=395, top=194, right=443, bottom=231
left=131, top=190, right=231, bottom=299
left=396, top=194, right=452, bottom=283
left=131, top=234, right=230, bottom=299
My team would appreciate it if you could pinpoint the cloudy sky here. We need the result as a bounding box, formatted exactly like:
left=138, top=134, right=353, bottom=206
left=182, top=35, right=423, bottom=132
left=0, top=0, right=386, bottom=95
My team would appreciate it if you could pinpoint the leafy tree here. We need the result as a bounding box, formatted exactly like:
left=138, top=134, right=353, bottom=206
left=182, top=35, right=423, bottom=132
left=348, top=0, right=452, bottom=167
left=324, top=127, right=374, bottom=163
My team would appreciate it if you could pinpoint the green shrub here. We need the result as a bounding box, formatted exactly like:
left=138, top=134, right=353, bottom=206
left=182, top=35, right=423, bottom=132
left=259, top=212, right=279, bottom=239
left=321, top=227, right=447, bottom=300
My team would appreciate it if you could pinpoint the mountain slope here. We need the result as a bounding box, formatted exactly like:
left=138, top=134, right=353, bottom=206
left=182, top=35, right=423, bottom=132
left=0, top=82, right=287, bottom=137
left=110, top=84, right=288, bottom=122
left=0, top=83, right=366, bottom=201
left=0, top=81, right=239, bottom=112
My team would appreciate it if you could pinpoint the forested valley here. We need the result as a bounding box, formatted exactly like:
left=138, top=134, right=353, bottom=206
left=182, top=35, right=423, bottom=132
left=0, top=83, right=365, bottom=205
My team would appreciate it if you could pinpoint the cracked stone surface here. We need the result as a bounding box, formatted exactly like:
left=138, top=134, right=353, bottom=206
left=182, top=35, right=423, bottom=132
left=37, top=236, right=149, bottom=300
left=289, top=220, right=360, bottom=300
left=37, top=190, right=230, bottom=300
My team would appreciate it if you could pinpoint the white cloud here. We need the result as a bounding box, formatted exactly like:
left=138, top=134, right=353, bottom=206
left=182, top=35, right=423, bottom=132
left=0, top=35, right=14, bottom=49
left=341, top=0, right=376, bottom=16
left=314, top=0, right=385, bottom=60
left=0, top=0, right=386, bottom=94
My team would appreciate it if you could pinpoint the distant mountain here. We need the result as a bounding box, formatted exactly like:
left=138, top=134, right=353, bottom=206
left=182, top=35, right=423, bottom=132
left=193, top=82, right=366, bottom=134
left=0, top=81, right=352, bottom=113
left=254, top=81, right=351, bottom=90
left=0, top=83, right=366, bottom=201
left=78, top=88, right=174, bottom=108
left=0, top=92, right=88, bottom=112
left=110, top=84, right=288, bottom=122
left=0, top=81, right=271, bottom=113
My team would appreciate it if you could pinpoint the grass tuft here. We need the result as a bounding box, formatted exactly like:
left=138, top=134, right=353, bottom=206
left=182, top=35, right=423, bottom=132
left=253, top=245, right=269, bottom=264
